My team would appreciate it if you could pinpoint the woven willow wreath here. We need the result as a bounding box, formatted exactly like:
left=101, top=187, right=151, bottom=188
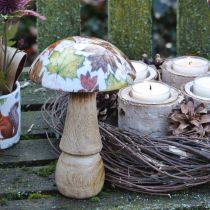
left=42, top=94, right=210, bottom=196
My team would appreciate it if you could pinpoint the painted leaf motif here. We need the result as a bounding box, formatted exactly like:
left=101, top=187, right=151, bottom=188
left=66, top=37, right=76, bottom=42
left=106, top=74, right=127, bottom=91
left=0, top=98, right=6, bottom=106
left=80, top=72, right=98, bottom=91
left=47, top=48, right=85, bottom=79
left=75, top=36, right=135, bottom=77
left=47, top=40, right=62, bottom=53
left=73, top=36, right=91, bottom=43
left=29, top=59, right=43, bottom=83
left=124, top=65, right=136, bottom=81
left=96, top=41, right=124, bottom=62
left=83, top=46, right=119, bottom=73
left=88, top=38, right=131, bottom=65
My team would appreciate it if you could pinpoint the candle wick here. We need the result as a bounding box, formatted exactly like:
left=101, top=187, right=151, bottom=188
left=149, top=84, right=152, bottom=90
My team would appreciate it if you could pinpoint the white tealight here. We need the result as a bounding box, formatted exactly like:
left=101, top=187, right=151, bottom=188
left=131, top=81, right=170, bottom=103
left=172, top=56, right=209, bottom=76
left=131, top=61, right=148, bottom=81
left=193, top=76, right=210, bottom=98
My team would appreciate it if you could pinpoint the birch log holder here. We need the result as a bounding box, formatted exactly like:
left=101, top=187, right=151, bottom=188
left=131, top=60, right=158, bottom=83
left=118, top=81, right=184, bottom=136
left=181, top=76, right=210, bottom=110
left=161, top=56, right=209, bottom=89
left=29, top=36, right=136, bottom=199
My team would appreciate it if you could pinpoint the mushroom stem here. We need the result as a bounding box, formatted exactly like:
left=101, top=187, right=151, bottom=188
left=60, top=92, right=102, bottom=155
left=55, top=92, right=105, bottom=198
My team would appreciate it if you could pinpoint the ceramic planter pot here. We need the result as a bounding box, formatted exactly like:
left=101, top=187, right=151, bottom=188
left=0, top=82, right=21, bottom=149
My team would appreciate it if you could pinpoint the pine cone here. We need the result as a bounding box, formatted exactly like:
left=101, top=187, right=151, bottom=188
left=169, top=99, right=210, bottom=138
left=96, top=91, right=118, bottom=122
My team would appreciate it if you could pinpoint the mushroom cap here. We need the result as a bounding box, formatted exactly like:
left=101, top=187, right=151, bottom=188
left=29, top=36, right=136, bottom=92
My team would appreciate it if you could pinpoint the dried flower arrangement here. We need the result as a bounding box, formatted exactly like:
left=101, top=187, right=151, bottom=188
left=0, top=0, right=45, bottom=149
left=0, top=0, right=45, bottom=94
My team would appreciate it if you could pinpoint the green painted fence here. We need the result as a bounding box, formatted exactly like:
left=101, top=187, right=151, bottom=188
left=37, top=0, right=80, bottom=51
left=177, top=0, right=210, bottom=58
left=37, top=0, right=210, bottom=59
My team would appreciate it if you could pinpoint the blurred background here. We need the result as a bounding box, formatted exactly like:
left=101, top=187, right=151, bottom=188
left=14, top=0, right=177, bottom=65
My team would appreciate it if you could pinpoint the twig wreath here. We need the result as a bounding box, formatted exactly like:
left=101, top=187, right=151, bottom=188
left=42, top=93, right=210, bottom=196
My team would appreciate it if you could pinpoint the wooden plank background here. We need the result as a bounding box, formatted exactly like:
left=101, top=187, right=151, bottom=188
left=177, top=0, right=210, bottom=58
left=37, top=0, right=81, bottom=51
left=108, top=0, right=152, bottom=59
left=37, top=0, right=210, bottom=58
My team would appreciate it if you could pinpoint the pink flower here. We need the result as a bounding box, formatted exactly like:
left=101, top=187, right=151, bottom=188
left=0, top=0, right=30, bottom=15
left=0, top=0, right=46, bottom=20
left=17, top=9, right=46, bottom=20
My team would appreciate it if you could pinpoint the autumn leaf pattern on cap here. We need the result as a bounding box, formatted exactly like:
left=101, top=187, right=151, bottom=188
left=29, top=36, right=136, bottom=92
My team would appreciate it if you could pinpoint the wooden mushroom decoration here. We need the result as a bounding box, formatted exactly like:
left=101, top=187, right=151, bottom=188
left=29, top=36, right=136, bottom=199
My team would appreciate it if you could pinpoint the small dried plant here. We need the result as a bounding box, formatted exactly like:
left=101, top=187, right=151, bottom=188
left=169, top=98, right=210, bottom=138
left=0, top=0, right=45, bottom=94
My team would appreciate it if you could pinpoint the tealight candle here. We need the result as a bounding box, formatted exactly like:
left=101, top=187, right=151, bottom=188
left=172, top=56, right=209, bottom=76
left=131, top=60, right=148, bottom=81
left=131, top=81, right=170, bottom=103
left=193, top=76, right=210, bottom=98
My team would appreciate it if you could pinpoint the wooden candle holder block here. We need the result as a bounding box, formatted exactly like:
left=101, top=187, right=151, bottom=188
left=161, top=58, right=210, bottom=89
left=118, top=84, right=184, bottom=137
left=134, top=65, right=158, bottom=83
left=181, top=82, right=210, bottom=110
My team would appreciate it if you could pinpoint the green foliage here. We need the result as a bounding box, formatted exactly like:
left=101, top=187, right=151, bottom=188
left=20, top=134, right=31, bottom=140
left=0, top=21, right=19, bottom=46
left=0, top=192, right=51, bottom=204
left=6, top=192, right=25, bottom=200
left=28, top=193, right=51, bottom=200
left=0, top=198, right=7, bottom=206
left=35, top=161, right=56, bottom=177
left=90, top=196, right=100, bottom=203
left=7, top=22, right=19, bottom=46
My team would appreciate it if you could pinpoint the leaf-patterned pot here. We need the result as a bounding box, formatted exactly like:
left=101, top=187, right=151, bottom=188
left=0, top=82, right=21, bottom=149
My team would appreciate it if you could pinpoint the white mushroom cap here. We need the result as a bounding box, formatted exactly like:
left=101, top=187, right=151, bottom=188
left=29, top=36, right=136, bottom=92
